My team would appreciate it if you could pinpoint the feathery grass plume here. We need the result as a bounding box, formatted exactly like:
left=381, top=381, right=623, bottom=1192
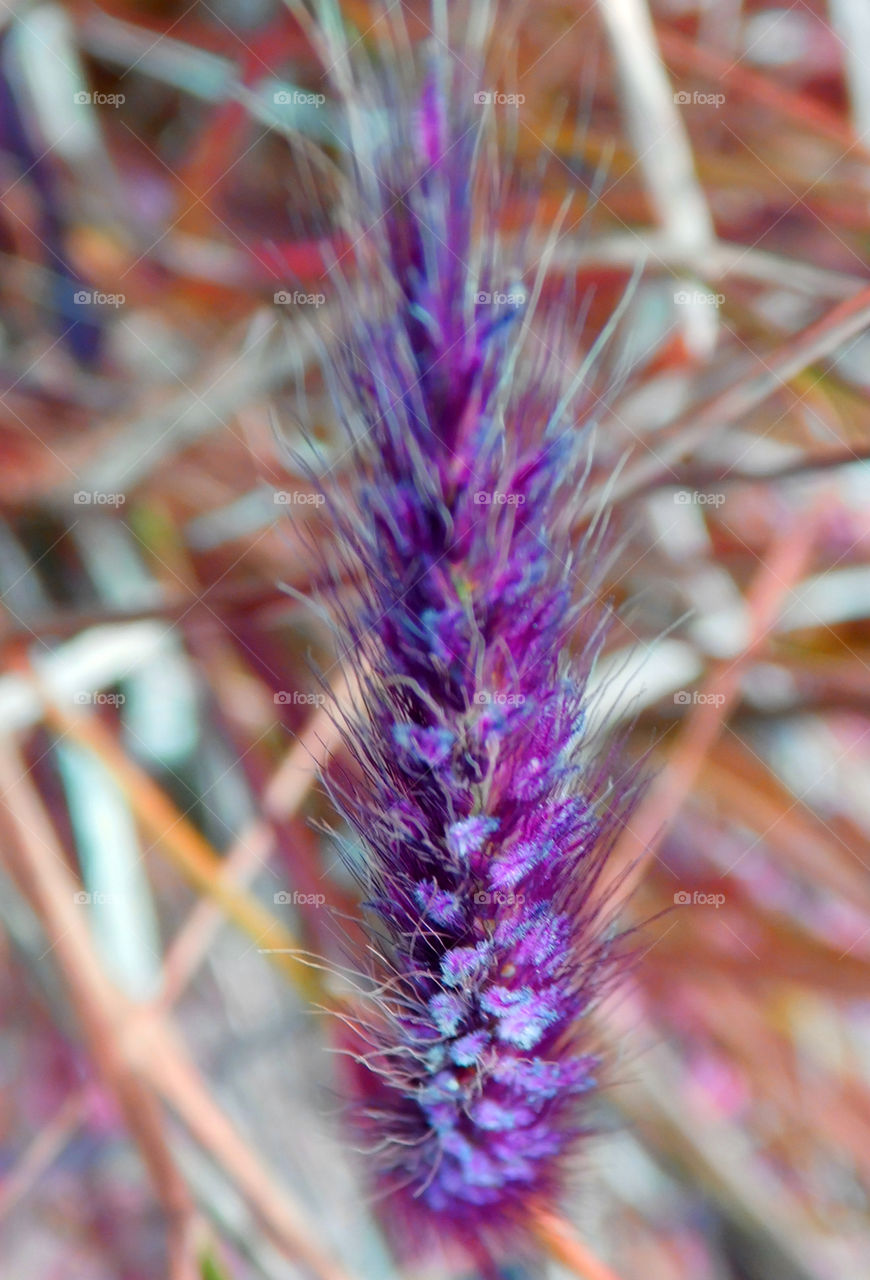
left=301, top=10, right=641, bottom=1267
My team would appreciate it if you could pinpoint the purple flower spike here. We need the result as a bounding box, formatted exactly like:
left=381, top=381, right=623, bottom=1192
left=305, top=35, right=641, bottom=1269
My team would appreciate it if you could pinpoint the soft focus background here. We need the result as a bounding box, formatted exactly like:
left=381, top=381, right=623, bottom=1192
left=2, top=1, right=870, bottom=1278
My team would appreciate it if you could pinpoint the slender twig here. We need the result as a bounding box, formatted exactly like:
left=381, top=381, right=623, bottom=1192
left=59, top=316, right=318, bottom=498
left=657, top=27, right=866, bottom=152
left=156, top=818, right=276, bottom=1008
left=40, top=697, right=324, bottom=1003
left=829, top=0, right=870, bottom=142
left=0, top=739, right=356, bottom=1280
left=664, top=442, right=870, bottom=491
left=0, top=743, right=201, bottom=1280
left=158, top=687, right=346, bottom=1005
left=547, top=232, right=863, bottom=298
left=533, top=1206, right=624, bottom=1280
left=597, top=0, right=714, bottom=253
left=0, top=1088, right=87, bottom=1223
left=580, top=283, right=870, bottom=522
left=599, top=993, right=839, bottom=1280
left=602, top=501, right=821, bottom=903
left=123, top=1009, right=355, bottom=1280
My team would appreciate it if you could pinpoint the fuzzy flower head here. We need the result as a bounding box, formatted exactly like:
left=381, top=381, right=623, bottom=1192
left=306, top=32, right=639, bottom=1267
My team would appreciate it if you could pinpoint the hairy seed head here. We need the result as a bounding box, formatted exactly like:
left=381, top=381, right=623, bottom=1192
left=304, top=39, right=638, bottom=1264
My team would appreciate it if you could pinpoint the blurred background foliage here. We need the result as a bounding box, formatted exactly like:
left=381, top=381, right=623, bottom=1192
left=1, top=1, right=870, bottom=1278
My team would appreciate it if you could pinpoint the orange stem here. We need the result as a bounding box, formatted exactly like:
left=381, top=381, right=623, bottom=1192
left=533, top=1206, right=624, bottom=1280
